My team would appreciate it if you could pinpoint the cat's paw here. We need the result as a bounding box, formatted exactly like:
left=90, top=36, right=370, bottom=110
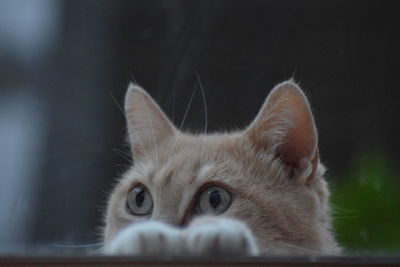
left=104, top=221, right=182, bottom=256
left=184, top=216, right=259, bottom=257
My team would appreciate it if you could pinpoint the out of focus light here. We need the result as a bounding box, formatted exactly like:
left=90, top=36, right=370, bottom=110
left=0, top=0, right=60, bottom=251
left=0, top=92, right=46, bottom=251
left=0, top=0, right=60, bottom=62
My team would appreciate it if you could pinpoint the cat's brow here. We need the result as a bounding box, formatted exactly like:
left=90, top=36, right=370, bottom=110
left=161, top=169, right=174, bottom=186
left=187, top=161, right=203, bottom=184
left=195, top=71, right=208, bottom=163
left=145, top=167, right=157, bottom=184
left=189, top=163, right=214, bottom=184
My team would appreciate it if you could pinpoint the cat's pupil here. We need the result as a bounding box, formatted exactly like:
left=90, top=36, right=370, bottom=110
left=136, top=189, right=145, bottom=207
left=209, top=190, right=221, bottom=209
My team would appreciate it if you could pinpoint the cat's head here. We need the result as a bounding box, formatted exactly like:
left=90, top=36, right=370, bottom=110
left=103, top=81, right=339, bottom=254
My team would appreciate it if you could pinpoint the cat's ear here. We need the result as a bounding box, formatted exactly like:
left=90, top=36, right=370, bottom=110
left=125, top=83, right=175, bottom=158
left=245, top=81, right=318, bottom=184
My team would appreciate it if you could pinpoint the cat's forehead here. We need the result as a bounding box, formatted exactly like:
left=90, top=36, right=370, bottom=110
left=126, top=133, right=244, bottom=185
left=167, top=132, right=241, bottom=157
left=132, top=154, right=237, bottom=187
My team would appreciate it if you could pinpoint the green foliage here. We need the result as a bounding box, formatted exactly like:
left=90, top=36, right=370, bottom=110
left=330, top=152, right=400, bottom=253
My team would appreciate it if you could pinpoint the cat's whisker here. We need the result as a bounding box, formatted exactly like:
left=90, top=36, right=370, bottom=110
left=166, top=84, right=198, bottom=163
left=129, top=71, right=138, bottom=85
left=49, top=242, right=103, bottom=249
left=113, top=148, right=132, bottom=158
left=179, top=85, right=197, bottom=132
left=171, top=93, right=176, bottom=126
left=165, top=138, right=177, bottom=168
left=109, top=90, right=151, bottom=160
left=330, top=204, right=359, bottom=221
left=330, top=204, right=358, bottom=214
left=261, top=236, right=322, bottom=255
left=114, top=164, right=131, bottom=168
left=195, top=70, right=208, bottom=163
left=257, top=235, right=323, bottom=255
left=290, top=66, right=299, bottom=82
left=112, top=148, right=133, bottom=164
left=138, top=92, right=159, bottom=163
left=275, top=241, right=322, bottom=255
left=130, top=129, right=151, bottom=160
left=109, top=90, right=127, bottom=120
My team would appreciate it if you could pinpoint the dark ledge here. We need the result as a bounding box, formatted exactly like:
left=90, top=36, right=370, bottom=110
left=1, top=256, right=400, bottom=266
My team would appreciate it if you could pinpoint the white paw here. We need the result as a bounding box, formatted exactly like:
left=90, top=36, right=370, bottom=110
left=104, top=221, right=182, bottom=256
left=184, top=217, right=259, bottom=257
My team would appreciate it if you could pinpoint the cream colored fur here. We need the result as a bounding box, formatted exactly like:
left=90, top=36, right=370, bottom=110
left=103, top=81, right=340, bottom=256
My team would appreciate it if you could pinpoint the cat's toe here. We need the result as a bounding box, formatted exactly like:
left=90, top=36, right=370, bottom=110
left=184, top=216, right=259, bottom=257
left=104, top=221, right=182, bottom=256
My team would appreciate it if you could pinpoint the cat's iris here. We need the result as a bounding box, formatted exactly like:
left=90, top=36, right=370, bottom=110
left=126, top=185, right=153, bottom=215
left=197, top=186, right=231, bottom=215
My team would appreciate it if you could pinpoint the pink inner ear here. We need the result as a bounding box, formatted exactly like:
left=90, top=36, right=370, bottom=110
left=280, top=125, right=318, bottom=181
left=279, top=91, right=317, bottom=169
left=246, top=81, right=318, bottom=181
left=275, top=83, right=318, bottom=180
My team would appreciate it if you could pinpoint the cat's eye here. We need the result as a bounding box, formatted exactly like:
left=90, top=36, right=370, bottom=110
left=126, top=184, right=153, bottom=215
left=197, top=186, right=231, bottom=215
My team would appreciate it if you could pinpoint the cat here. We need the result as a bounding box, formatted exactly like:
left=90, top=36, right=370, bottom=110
left=102, top=80, right=340, bottom=257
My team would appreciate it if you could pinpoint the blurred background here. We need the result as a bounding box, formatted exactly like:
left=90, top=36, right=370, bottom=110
left=0, top=0, right=399, bottom=255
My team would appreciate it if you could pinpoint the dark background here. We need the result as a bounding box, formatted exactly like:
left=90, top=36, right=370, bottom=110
left=0, top=0, right=399, bottom=253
